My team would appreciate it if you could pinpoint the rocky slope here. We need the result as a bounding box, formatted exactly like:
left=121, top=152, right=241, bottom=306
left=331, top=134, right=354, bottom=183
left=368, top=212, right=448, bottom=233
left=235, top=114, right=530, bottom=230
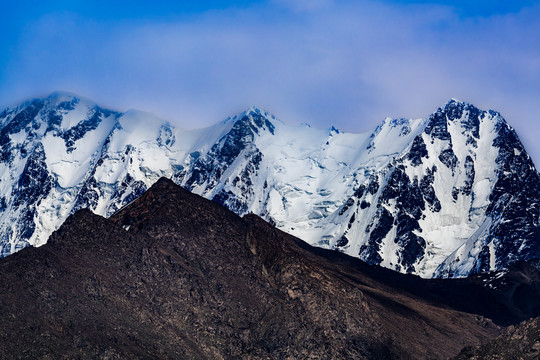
left=0, top=177, right=524, bottom=359
left=454, top=316, right=540, bottom=359
left=0, top=92, right=538, bottom=278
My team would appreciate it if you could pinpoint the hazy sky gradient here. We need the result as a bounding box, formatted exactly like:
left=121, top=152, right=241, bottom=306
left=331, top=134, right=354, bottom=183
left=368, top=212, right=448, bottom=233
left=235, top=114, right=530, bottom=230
left=1, top=0, right=539, bottom=163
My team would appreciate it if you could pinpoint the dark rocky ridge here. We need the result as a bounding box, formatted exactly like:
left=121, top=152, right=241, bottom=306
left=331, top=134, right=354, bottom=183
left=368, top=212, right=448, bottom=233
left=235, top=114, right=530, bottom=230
left=454, top=316, right=540, bottom=359
left=1, top=178, right=539, bottom=359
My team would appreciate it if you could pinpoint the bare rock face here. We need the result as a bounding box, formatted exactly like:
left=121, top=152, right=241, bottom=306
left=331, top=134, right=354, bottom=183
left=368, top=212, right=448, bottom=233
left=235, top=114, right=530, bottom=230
left=454, top=316, right=540, bottom=359
left=0, top=178, right=537, bottom=359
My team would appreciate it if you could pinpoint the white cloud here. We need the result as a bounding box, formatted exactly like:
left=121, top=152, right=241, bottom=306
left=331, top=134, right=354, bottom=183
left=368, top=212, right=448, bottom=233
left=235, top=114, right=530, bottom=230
left=1, top=1, right=540, bottom=163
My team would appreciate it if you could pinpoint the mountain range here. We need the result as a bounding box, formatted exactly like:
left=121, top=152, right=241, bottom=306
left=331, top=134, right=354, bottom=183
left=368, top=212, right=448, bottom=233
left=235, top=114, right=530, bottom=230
left=0, top=92, right=538, bottom=278
left=2, top=178, right=539, bottom=359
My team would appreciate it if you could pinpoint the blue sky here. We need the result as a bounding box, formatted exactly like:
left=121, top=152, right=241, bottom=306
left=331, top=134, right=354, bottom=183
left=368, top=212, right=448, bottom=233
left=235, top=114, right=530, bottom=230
left=1, top=0, right=540, bottom=162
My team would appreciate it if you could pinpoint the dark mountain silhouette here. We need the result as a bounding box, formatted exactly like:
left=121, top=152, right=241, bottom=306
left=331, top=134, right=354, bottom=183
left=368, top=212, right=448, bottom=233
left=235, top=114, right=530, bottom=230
left=0, top=178, right=538, bottom=359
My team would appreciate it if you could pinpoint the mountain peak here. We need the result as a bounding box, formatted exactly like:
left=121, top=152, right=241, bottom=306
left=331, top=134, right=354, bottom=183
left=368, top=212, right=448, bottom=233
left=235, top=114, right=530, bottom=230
left=445, top=98, right=463, bottom=105
left=226, top=106, right=280, bottom=126
left=329, top=125, right=340, bottom=134
left=244, top=105, right=266, bottom=116
left=46, top=90, right=81, bottom=101
left=225, top=106, right=277, bottom=136
left=383, top=116, right=412, bottom=128
left=439, top=99, right=503, bottom=124
left=441, top=98, right=475, bottom=118
left=153, top=176, right=177, bottom=188
left=43, top=91, right=99, bottom=110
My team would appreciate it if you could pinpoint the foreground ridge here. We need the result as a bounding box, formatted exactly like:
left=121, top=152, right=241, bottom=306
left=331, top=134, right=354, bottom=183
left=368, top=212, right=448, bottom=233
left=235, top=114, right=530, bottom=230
left=4, top=178, right=539, bottom=358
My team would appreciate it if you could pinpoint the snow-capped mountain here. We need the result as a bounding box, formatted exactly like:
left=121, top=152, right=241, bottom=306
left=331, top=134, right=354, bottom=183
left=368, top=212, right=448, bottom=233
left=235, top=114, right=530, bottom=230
left=0, top=92, right=538, bottom=278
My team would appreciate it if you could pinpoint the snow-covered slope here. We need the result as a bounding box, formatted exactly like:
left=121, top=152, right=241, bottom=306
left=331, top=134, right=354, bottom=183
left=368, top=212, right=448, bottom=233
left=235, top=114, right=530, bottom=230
left=0, top=92, right=538, bottom=278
